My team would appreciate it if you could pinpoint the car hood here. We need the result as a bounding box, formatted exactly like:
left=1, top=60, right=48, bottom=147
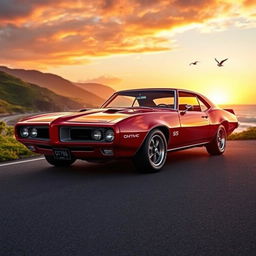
left=19, top=108, right=171, bottom=124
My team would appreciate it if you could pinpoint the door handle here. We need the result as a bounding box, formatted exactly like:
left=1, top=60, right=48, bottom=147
left=201, top=115, right=208, bottom=119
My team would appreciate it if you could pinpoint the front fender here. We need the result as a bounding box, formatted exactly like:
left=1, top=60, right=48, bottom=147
left=115, top=112, right=180, bottom=157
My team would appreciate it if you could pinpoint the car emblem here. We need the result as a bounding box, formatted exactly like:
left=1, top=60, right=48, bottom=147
left=123, top=134, right=140, bottom=139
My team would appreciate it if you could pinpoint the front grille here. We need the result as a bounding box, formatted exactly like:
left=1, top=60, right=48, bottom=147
left=70, top=128, right=92, bottom=140
left=36, top=127, right=49, bottom=139
left=60, top=126, right=108, bottom=142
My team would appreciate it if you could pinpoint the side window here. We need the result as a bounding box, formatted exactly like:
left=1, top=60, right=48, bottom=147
left=198, top=98, right=208, bottom=112
left=178, top=92, right=201, bottom=111
left=153, top=97, right=175, bottom=107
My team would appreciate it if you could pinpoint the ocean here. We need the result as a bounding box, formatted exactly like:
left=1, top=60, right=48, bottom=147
left=221, top=105, right=256, bottom=132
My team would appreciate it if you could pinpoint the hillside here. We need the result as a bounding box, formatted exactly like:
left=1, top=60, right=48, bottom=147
left=75, top=82, right=115, bottom=100
left=0, top=66, right=105, bottom=107
left=0, top=99, right=25, bottom=113
left=0, top=71, right=82, bottom=113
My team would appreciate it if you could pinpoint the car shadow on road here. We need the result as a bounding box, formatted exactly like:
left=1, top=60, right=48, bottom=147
left=44, top=147, right=212, bottom=177
left=166, top=148, right=210, bottom=164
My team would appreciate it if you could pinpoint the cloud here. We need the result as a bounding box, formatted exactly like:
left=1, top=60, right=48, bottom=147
left=0, top=0, right=255, bottom=67
left=81, top=75, right=122, bottom=85
left=243, top=0, right=256, bottom=7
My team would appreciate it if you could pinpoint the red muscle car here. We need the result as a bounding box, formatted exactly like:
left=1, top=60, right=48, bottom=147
left=15, top=88, right=238, bottom=173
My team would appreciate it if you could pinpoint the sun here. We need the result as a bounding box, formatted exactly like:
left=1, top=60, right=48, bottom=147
left=207, top=90, right=230, bottom=105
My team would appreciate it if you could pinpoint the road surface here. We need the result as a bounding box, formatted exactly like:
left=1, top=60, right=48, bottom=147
left=0, top=113, right=42, bottom=126
left=0, top=141, right=256, bottom=256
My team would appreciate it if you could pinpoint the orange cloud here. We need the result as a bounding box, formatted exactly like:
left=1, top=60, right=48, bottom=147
left=0, top=0, right=255, bottom=67
left=243, top=0, right=256, bottom=7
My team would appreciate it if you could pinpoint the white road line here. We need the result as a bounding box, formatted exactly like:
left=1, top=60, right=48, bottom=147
left=0, top=157, right=45, bottom=167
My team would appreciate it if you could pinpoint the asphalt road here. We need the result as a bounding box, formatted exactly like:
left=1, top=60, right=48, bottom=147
left=0, top=113, right=42, bottom=126
left=0, top=141, right=256, bottom=256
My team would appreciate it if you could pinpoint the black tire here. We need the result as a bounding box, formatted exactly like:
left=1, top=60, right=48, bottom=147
left=133, top=129, right=167, bottom=173
left=44, top=155, right=76, bottom=167
left=206, top=125, right=227, bottom=155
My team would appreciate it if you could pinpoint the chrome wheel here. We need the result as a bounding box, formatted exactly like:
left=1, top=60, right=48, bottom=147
left=148, top=134, right=166, bottom=168
left=217, top=127, right=226, bottom=152
left=206, top=125, right=227, bottom=156
left=133, top=129, right=167, bottom=173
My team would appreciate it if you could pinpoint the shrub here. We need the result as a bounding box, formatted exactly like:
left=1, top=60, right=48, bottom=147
left=0, top=121, right=35, bottom=161
left=228, top=127, right=256, bottom=140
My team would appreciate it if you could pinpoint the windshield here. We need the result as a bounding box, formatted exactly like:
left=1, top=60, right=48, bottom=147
left=102, top=90, right=176, bottom=109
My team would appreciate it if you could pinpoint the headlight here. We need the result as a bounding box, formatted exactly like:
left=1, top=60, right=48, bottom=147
left=31, top=128, right=38, bottom=137
left=105, top=129, right=114, bottom=142
left=92, top=129, right=102, bottom=141
left=20, top=127, right=29, bottom=138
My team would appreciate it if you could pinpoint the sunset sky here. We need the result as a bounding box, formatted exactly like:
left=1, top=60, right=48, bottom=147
left=0, top=0, right=255, bottom=104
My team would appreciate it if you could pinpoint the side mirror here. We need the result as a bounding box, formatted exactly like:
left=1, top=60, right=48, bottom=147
left=181, top=104, right=192, bottom=115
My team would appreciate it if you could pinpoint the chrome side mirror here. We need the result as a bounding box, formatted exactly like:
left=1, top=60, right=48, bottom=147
left=181, top=104, right=192, bottom=115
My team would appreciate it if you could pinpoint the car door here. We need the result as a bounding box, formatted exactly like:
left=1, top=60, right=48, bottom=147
left=178, top=91, right=210, bottom=145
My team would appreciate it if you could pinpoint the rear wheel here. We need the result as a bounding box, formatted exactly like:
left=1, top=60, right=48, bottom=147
left=44, top=155, right=76, bottom=167
left=133, top=129, right=167, bottom=173
left=206, top=125, right=227, bottom=155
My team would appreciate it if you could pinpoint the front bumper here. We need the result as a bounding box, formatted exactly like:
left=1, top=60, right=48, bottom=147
left=17, top=137, right=120, bottom=159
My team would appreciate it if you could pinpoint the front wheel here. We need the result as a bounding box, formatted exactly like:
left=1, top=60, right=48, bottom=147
left=44, top=155, right=76, bottom=167
left=206, top=125, right=227, bottom=155
left=133, top=129, right=167, bottom=173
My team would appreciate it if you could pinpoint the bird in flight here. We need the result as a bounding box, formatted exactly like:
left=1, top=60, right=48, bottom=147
left=189, top=61, right=199, bottom=66
left=215, top=58, right=228, bottom=67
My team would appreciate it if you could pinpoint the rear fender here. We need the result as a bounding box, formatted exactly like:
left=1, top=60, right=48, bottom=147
left=224, top=109, right=235, bottom=115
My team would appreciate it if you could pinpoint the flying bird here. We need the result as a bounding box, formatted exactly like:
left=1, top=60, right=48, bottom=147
left=189, top=61, right=199, bottom=66
left=215, top=58, right=228, bottom=67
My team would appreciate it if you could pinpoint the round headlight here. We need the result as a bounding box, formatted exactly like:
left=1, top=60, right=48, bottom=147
left=31, top=128, right=38, bottom=137
left=105, top=129, right=114, bottom=142
left=20, top=127, right=29, bottom=138
left=92, top=129, right=102, bottom=141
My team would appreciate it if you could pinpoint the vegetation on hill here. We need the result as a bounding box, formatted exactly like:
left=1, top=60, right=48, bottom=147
left=228, top=127, right=256, bottom=140
left=0, top=66, right=105, bottom=107
left=0, top=99, right=26, bottom=113
left=0, top=71, right=82, bottom=113
left=0, top=122, right=35, bottom=161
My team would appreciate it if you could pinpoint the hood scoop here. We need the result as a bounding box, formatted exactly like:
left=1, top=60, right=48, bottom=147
left=104, top=108, right=121, bottom=114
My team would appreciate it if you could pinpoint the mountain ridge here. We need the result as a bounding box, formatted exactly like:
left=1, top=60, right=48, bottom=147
left=0, top=66, right=113, bottom=107
left=75, top=82, right=115, bottom=101
left=0, top=71, right=83, bottom=113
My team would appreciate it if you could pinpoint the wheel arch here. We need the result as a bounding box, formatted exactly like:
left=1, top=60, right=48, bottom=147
left=156, top=125, right=170, bottom=144
left=221, top=120, right=229, bottom=133
left=135, top=125, right=170, bottom=155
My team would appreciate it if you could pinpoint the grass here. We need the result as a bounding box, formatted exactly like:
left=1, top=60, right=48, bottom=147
left=228, top=127, right=256, bottom=140
left=0, top=121, right=35, bottom=162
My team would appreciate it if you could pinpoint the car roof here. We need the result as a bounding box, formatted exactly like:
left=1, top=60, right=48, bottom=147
left=116, top=88, right=216, bottom=107
left=118, top=88, right=196, bottom=94
left=118, top=88, right=176, bottom=92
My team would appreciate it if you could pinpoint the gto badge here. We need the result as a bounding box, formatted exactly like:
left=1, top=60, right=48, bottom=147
left=124, top=134, right=140, bottom=139
left=173, top=131, right=179, bottom=136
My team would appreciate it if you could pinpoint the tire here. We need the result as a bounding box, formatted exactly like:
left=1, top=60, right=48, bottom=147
left=133, top=129, right=167, bottom=173
left=44, top=155, right=76, bottom=167
left=206, top=125, right=227, bottom=155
